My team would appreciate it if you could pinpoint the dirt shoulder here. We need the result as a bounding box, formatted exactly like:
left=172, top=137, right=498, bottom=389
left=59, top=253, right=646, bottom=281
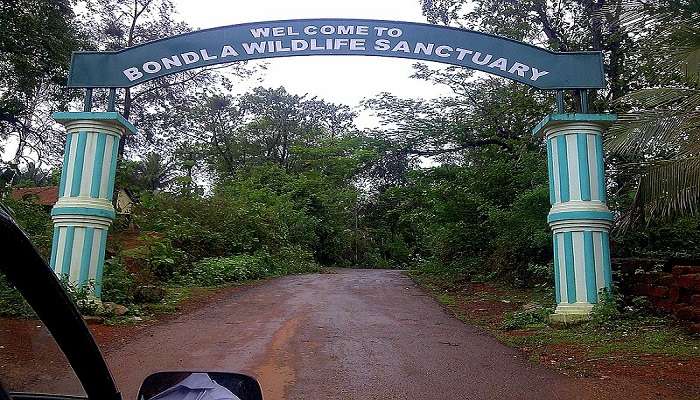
left=410, top=272, right=700, bottom=400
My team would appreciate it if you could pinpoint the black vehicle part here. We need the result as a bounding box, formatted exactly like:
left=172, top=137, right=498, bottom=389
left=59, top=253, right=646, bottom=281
left=0, top=206, right=121, bottom=400
left=0, top=380, right=13, bottom=400
left=10, top=393, right=88, bottom=400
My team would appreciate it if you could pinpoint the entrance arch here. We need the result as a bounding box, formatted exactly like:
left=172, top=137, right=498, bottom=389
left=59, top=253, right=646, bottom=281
left=66, top=19, right=604, bottom=90
left=51, top=18, right=614, bottom=322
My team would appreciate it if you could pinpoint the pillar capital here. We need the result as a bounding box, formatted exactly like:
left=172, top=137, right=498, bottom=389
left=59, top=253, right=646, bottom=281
left=53, top=111, right=138, bottom=137
left=532, top=113, right=617, bottom=138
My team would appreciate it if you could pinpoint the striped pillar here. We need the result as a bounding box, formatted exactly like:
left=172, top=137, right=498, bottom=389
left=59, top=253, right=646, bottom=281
left=50, top=112, right=137, bottom=297
left=532, top=113, right=616, bottom=323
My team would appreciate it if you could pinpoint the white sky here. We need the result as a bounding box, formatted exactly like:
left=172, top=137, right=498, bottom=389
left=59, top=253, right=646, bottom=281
left=173, top=0, right=454, bottom=128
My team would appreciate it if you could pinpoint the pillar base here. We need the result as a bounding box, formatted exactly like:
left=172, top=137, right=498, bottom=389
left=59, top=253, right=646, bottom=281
left=549, top=303, right=594, bottom=325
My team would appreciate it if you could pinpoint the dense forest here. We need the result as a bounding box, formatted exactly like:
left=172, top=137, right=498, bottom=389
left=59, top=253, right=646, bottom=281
left=1, top=0, right=699, bottom=309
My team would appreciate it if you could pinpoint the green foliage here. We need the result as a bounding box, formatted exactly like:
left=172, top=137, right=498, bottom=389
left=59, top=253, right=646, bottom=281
left=186, top=246, right=321, bottom=287
left=0, top=0, right=80, bottom=119
left=188, top=253, right=273, bottom=286
left=133, top=161, right=369, bottom=270
left=613, top=214, right=700, bottom=259
left=590, top=290, right=623, bottom=327
left=487, top=185, right=552, bottom=286
left=272, top=246, right=321, bottom=275
left=101, top=258, right=136, bottom=305
left=606, top=2, right=700, bottom=225
left=0, top=273, right=34, bottom=318
left=58, top=276, right=101, bottom=316
left=122, top=235, right=184, bottom=281
left=367, top=145, right=552, bottom=285
left=1, top=197, right=53, bottom=258
left=115, top=153, right=178, bottom=193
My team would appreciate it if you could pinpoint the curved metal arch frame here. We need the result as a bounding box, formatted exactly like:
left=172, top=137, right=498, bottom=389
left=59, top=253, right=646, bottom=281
left=68, top=18, right=605, bottom=92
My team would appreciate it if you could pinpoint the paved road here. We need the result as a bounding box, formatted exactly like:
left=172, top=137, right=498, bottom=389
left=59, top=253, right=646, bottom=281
left=95, top=269, right=606, bottom=400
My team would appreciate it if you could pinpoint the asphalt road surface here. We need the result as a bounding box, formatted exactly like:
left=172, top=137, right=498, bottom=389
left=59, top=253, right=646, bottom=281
left=83, top=269, right=614, bottom=400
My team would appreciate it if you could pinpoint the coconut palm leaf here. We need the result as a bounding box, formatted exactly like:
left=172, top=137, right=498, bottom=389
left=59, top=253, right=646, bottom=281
left=661, top=13, right=700, bottom=83
left=618, top=157, right=700, bottom=229
left=607, top=108, right=700, bottom=156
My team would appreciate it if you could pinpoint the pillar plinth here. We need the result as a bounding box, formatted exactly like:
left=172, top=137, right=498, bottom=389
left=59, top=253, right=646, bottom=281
left=533, top=113, right=616, bottom=323
left=50, top=112, right=136, bottom=297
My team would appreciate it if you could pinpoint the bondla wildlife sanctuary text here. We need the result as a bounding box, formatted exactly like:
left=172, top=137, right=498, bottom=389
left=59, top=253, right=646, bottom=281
left=67, top=19, right=605, bottom=90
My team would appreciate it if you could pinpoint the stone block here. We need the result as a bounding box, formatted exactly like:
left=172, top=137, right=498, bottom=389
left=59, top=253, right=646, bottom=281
left=691, top=294, right=700, bottom=306
left=677, top=273, right=700, bottom=289
left=659, top=273, right=675, bottom=286
left=669, top=286, right=680, bottom=302
left=693, top=307, right=700, bottom=322
left=654, top=299, right=674, bottom=312
left=673, top=266, right=700, bottom=276
left=549, top=313, right=591, bottom=325
left=689, top=323, right=700, bottom=335
left=103, top=302, right=129, bottom=316
left=634, top=283, right=652, bottom=296
left=648, top=286, right=669, bottom=298
left=673, top=304, right=694, bottom=320
left=134, top=285, right=166, bottom=303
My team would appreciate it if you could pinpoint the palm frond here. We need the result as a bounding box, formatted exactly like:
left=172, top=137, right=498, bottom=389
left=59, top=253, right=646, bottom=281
left=623, top=88, right=700, bottom=108
left=606, top=109, right=700, bottom=156
left=617, top=156, right=700, bottom=230
left=663, top=15, right=700, bottom=83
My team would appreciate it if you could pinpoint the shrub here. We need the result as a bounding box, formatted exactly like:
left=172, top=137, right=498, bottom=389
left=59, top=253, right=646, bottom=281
left=2, top=198, right=53, bottom=258
left=189, top=253, right=272, bottom=286
left=487, top=185, right=552, bottom=286
left=101, top=257, right=136, bottom=304
left=58, top=276, right=101, bottom=316
left=122, top=234, right=185, bottom=282
left=525, top=262, right=554, bottom=287
left=271, top=246, right=320, bottom=275
left=590, top=289, right=623, bottom=327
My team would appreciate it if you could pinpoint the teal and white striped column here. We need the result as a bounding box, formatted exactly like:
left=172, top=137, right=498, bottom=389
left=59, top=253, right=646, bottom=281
left=532, top=113, right=616, bottom=322
left=50, top=112, right=137, bottom=297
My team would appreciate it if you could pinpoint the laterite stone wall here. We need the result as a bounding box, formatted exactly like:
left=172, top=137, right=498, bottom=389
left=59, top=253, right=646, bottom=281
left=614, top=259, right=700, bottom=334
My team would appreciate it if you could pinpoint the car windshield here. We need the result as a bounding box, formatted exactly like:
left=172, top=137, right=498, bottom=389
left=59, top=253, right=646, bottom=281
left=0, top=269, right=84, bottom=396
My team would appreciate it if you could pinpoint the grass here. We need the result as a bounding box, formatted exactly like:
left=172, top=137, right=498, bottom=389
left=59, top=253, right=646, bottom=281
left=409, top=270, right=700, bottom=362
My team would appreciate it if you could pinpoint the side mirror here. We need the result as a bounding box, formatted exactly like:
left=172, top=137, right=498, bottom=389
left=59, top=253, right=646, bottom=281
left=138, top=371, right=263, bottom=400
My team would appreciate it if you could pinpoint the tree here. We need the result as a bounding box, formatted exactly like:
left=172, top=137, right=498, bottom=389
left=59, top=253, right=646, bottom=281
left=0, top=0, right=82, bottom=177
left=82, top=0, right=256, bottom=159
left=116, top=152, right=178, bottom=193
left=0, top=0, right=80, bottom=121
left=418, top=0, right=657, bottom=106
left=9, top=163, right=58, bottom=188
left=170, top=87, right=357, bottom=180
left=606, top=0, right=700, bottom=224
left=238, top=87, right=356, bottom=167
left=360, top=76, right=551, bottom=190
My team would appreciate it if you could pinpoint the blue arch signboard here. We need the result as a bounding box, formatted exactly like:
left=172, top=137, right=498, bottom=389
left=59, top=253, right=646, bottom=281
left=68, top=19, right=605, bottom=90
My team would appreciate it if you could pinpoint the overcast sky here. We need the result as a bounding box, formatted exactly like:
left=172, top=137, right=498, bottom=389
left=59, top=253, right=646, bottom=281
left=172, top=0, right=454, bottom=127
